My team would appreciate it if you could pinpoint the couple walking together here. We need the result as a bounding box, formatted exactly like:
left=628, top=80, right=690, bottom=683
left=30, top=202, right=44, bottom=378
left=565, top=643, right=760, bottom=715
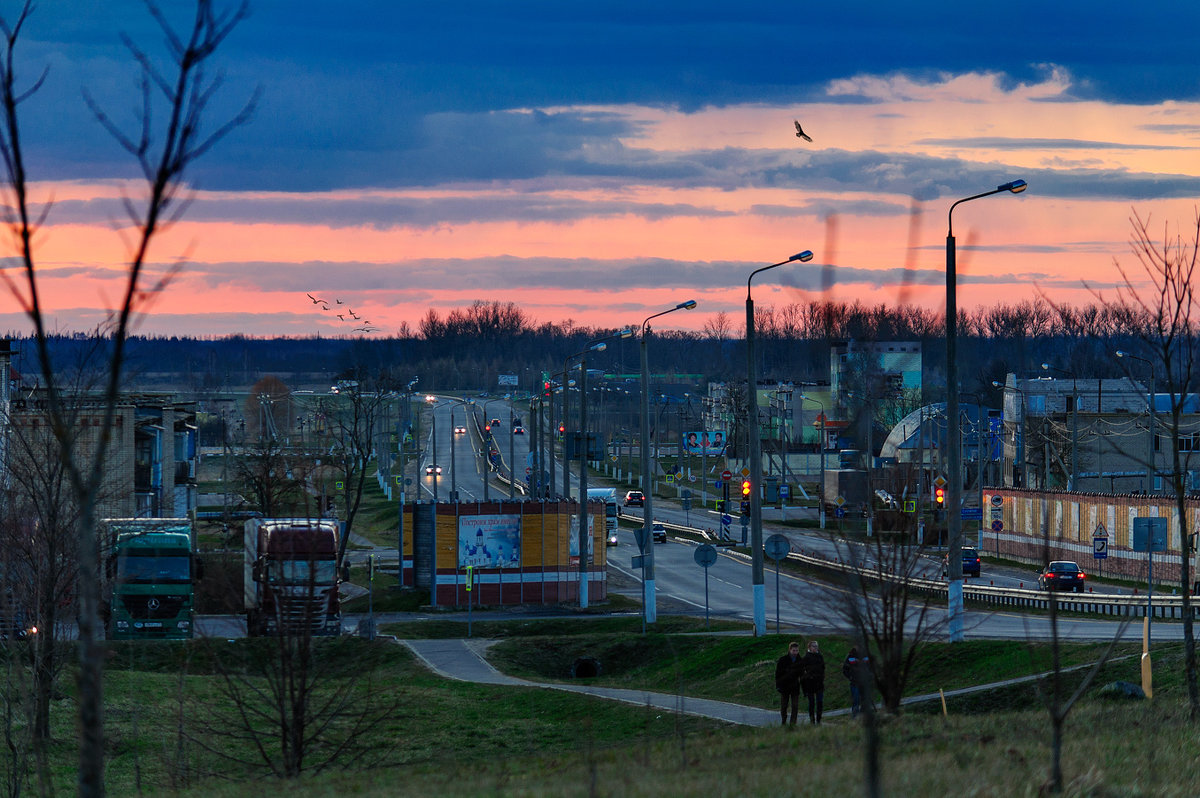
left=774, top=640, right=825, bottom=726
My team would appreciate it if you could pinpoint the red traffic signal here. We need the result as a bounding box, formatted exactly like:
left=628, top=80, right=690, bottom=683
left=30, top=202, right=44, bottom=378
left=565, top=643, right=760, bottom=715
left=558, top=424, right=565, bottom=434
left=935, top=487, right=945, bottom=505
left=741, top=479, right=751, bottom=498
left=543, top=380, right=552, bottom=397
left=484, top=425, right=491, bottom=433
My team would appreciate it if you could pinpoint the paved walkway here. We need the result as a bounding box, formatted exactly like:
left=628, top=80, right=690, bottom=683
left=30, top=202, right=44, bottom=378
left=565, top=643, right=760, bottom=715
left=403, top=637, right=808, bottom=727
left=400, top=637, right=1115, bottom=727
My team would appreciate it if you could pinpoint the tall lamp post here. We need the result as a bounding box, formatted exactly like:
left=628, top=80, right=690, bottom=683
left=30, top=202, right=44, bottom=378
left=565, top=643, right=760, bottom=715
left=799, top=393, right=827, bottom=529
left=640, top=300, right=697, bottom=625
left=747, top=251, right=813, bottom=636
left=1041, top=363, right=1078, bottom=490
left=946, top=178, right=1026, bottom=643
left=567, top=328, right=634, bottom=609
left=1116, top=350, right=1156, bottom=492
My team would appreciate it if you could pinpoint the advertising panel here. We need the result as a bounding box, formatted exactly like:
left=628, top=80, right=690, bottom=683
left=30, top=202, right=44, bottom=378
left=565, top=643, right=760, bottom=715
left=683, top=430, right=727, bottom=456
left=458, top=514, right=522, bottom=568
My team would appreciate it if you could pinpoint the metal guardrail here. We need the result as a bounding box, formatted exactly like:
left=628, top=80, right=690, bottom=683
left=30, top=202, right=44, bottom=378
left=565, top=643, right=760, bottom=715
left=642, top=513, right=1200, bottom=622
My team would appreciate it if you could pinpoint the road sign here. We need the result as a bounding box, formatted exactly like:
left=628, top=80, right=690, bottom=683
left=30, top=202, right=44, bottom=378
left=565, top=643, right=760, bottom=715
left=740, top=467, right=750, bottom=478
left=1132, top=517, right=1169, bottom=552
left=740, top=515, right=750, bottom=527
left=665, top=474, right=674, bottom=484
left=721, top=513, right=733, bottom=526
left=764, top=533, right=791, bottom=562
left=1094, top=523, right=1108, bottom=538
left=933, top=474, right=947, bottom=488
left=721, top=469, right=733, bottom=481
left=631, top=554, right=647, bottom=569
left=991, top=520, right=1004, bottom=532
left=990, top=509, right=1004, bottom=520
left=989, top=494, right=1004, bottom=508
left=694, top=544, right=718, bottom=568
left=835, top=495, right=846, bottom=507
left=682, top=489, right=692, bottom=499
left=903, top=499, right=916, bottom=513
left=961, top=507, right=983, bottom=521
left=675, top=471, right=684, bottom=481
left=779, top=485, right=790, bottom=498
left=835, top=507, right=846, bottom=519
left=1093, top=535, right=1108, bottom=560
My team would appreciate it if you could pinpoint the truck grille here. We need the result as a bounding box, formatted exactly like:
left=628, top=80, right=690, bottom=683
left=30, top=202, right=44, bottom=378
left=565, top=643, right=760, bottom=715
left=274, top=595, right=334, bottom=634
left=120, top=595, right=186, bottom=619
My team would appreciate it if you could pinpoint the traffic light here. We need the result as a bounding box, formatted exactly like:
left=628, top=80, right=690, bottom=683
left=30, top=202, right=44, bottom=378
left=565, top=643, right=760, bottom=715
left=558, top=424, right=565, bottom=434
left=935, top=486, right=945, bottom=505
left=543, top=380, right=552, bottom=398
left=741, top=479, right=751, bottom=498
left=484, top=425, right=491, bottom=433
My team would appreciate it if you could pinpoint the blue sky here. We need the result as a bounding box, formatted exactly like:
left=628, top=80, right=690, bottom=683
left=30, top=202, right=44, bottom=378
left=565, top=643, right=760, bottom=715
left=4, top=1, right=1200, bottom=337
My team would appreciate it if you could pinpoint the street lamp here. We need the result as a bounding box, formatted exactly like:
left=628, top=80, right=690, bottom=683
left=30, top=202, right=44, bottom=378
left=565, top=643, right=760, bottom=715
left=1041, top=363, right=1078, bottom=491
left=798, top=394, right=827, bottom=529
left=567, top=328, right=634, bottom=610
left=1116, top=350, right=1156, bottom=493
left=446, top=397, right=474, bottom=501
left=946, top=178, right=1026, bottom=643
left=641, top=300, right=697, bottom=626
left=748, top=250, right=814, bottom=636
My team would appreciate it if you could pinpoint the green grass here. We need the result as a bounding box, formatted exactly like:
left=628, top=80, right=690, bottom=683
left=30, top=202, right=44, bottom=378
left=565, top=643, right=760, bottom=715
left=12, top=630, right=1194, bottom=796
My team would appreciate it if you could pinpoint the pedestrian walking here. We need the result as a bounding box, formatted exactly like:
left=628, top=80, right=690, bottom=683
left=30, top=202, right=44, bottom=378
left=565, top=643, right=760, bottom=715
left=842, top=646, right=870, bottom=718
left=800, top=640, right=825, bottom=725
left=774, top=641, right=803, bottom=726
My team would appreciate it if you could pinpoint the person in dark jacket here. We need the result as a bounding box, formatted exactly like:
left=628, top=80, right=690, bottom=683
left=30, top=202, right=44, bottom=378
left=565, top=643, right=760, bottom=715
left=774, top=641, right=803, bottom=726
left=800, top=640, right=826, bottom=724
left=842, top=646, right=870, bottom=718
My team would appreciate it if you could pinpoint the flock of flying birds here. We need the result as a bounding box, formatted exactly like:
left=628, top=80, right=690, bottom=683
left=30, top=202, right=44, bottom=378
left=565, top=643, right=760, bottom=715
left=301, top=122, right=811, bottom=337
left=306, top=293, right=378, bottom=333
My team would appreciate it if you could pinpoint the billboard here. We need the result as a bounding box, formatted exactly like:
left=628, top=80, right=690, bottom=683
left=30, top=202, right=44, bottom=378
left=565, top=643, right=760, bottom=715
left=684, top=430, right=727, bottom=456
left=458, top=514, right=522, bottom=568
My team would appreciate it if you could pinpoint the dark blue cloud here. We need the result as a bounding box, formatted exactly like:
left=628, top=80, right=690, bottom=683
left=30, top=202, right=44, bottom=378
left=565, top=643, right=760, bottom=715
left=7, top=1, right=1199, bottom=193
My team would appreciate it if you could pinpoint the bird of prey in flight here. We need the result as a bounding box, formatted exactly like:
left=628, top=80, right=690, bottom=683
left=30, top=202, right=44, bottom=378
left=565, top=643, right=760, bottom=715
left=794, top=120, right=812, bottom=142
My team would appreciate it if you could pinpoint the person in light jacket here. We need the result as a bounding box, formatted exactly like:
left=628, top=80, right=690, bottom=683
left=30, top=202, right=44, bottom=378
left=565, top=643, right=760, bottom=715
left=800, top=640, right=826, bottom=725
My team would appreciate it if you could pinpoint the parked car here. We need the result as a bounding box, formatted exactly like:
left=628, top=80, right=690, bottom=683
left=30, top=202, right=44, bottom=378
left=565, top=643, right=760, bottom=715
left=652, top=522, right=667, bottom=543
left=624, top=490, right=645, bottom=507
left=942, top=547, right=981, bottom=578
left=1039, top=561, right=1087, bottom=593
left=425, top=464, right=443, bottom=475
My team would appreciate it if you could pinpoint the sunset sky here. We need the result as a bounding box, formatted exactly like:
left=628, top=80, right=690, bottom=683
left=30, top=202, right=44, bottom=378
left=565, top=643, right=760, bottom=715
left=2, top=1, right=1199, bottom=338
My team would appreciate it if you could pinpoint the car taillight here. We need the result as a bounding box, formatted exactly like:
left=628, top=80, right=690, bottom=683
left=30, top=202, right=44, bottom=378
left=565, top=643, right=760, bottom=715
left=1078, top=572, right=1086, bottom=579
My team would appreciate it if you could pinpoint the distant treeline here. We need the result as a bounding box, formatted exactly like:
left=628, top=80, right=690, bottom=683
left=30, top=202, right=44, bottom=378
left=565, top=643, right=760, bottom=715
left=6, top=298, right=1160, bottom=397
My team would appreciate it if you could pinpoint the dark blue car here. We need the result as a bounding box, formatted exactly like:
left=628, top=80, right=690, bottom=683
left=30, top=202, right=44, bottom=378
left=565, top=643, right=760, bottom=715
left=942, top=547, right=981, bottom=578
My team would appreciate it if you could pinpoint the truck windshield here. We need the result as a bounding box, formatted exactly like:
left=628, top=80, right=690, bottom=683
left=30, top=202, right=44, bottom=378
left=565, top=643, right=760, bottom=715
left=117, top=554, right=191, bottom=583
left=269, top=561, right=337, bottom=585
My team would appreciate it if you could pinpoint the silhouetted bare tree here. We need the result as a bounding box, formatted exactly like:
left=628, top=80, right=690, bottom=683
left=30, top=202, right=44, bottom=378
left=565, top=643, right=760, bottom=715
left=0, top=2, right=254, bottom=793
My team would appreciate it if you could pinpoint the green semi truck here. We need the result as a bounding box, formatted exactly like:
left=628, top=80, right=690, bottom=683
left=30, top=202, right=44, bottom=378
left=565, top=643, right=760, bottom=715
left=103, top=518, right=201, bottom=640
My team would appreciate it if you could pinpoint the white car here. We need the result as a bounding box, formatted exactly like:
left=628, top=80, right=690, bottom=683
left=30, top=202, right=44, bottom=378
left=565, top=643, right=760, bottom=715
left=425, top=464, right=443, bottom=475
left=454, top=425, right=467, bottom=434
left=652, top=522, right=667, bottom=543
